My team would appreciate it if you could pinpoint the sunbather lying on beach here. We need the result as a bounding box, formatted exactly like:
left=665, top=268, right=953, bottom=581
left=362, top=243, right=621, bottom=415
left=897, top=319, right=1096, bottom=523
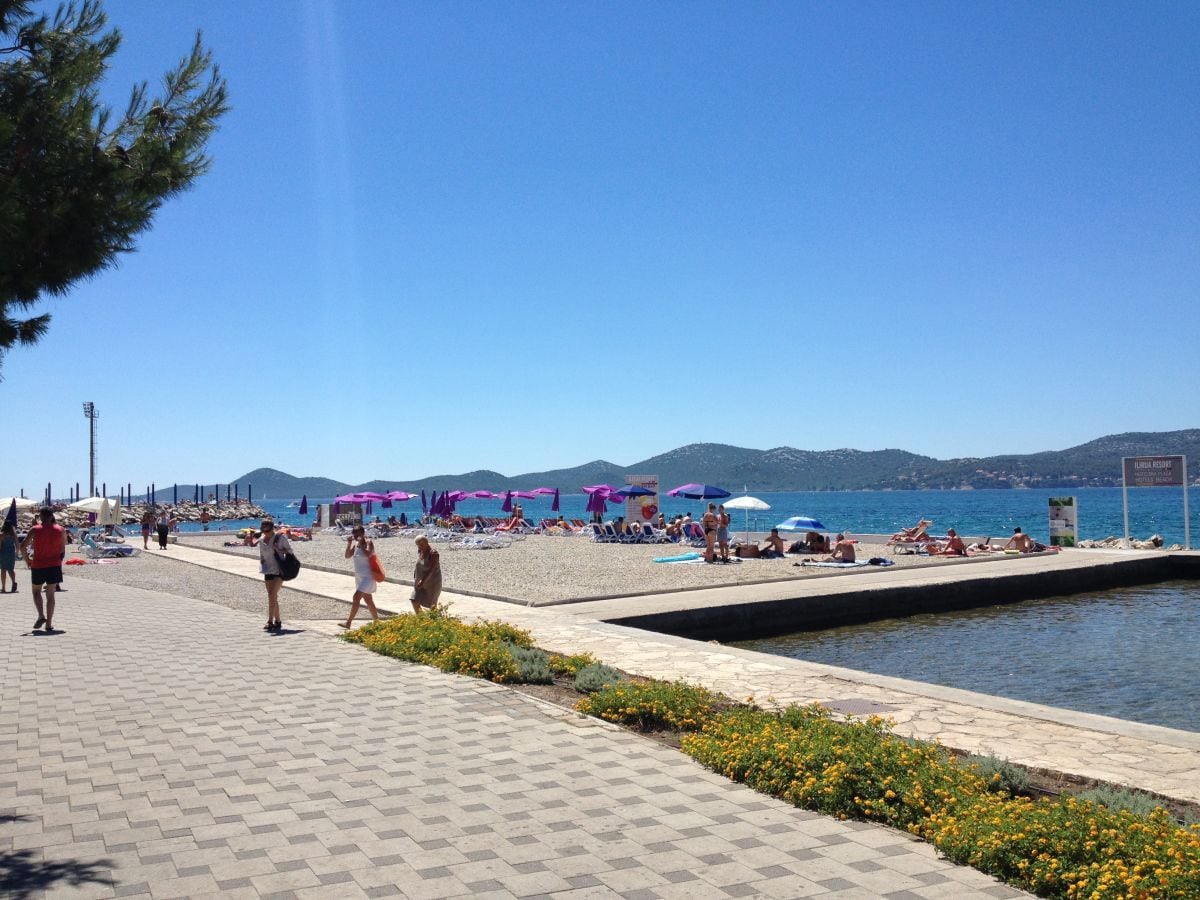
left=889, top=519, right=932, bottom=543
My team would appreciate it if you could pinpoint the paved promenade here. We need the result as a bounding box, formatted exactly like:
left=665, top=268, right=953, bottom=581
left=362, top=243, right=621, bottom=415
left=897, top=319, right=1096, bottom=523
left=0, top=580, right=1028, bottom=899
left=163, top=544, right=1200, bottom=807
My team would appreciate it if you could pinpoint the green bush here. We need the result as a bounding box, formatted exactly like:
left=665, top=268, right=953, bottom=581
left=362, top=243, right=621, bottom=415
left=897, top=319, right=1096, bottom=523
left=342, top=607, right=467, bottom=664
left=471, top=619, right=534, bottom=648
left=509, top=645, right=553, bottom=684
left=432, top=632, right=519, bottom=683
left=549, top=651, right=599, bottom=676
left=966, top=754, right=1032, bottom=795
left=572, top=663, right=623, bottom=694
left=685, top=704, right=983, bottom=830
left=681, top=703, right=1200, bottom=899
left=575, top=679, right=716, bottom=731
left=1076, top=784, right=1163, bottom=818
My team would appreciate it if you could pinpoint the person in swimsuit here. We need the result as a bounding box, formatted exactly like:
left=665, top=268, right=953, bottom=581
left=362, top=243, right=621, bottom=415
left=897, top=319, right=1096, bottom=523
left=822, top=534, right=856, bottom=563
left=716, top=504, right=731, bottom=563
left=341, top=525, right=379, bottom=629
left=760, top=528, right=786, bottom=558
left=411, top=536, right=442, bottom=614
left=701, top=503, right=717, bottom=563
left=140, top=509, right=154, bottom=550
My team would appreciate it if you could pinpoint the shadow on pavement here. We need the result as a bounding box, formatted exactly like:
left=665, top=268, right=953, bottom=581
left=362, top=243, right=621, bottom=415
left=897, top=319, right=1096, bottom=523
left=0, top=847, right=111, bottom=899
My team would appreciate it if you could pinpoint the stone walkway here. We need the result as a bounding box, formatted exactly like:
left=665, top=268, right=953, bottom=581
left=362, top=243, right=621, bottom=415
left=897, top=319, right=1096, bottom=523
left=0, top=581, right=1028, bottom=899
left=162, top=544, right=1200, bottom=806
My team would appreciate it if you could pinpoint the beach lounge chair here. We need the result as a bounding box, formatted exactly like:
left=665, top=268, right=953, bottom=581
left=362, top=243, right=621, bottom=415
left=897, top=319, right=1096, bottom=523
left=639, top=524, right=671, bottom=543
left=888, top=520, right=932, bottom=544
left=589, top=523, right=612, bottom=543
left=82, top=533, right=137, bottom=558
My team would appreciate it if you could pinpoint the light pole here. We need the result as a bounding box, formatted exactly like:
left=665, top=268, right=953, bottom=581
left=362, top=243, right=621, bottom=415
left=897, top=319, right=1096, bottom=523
left=82, top=402, right=98, bottom=497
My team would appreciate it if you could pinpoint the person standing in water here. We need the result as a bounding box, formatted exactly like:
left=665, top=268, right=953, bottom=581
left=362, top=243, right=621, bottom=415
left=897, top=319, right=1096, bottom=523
left=341, top=525, right=380, bottom=629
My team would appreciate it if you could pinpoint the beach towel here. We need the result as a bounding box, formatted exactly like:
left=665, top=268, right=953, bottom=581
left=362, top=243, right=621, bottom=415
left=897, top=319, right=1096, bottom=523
left=654, top=551, right=702, bottom=563
left=795, top=560, right=870, bottom=568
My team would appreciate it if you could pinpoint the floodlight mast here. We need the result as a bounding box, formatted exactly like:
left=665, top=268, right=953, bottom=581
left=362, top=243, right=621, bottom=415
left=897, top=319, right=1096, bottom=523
left=82, top=402, right=98, bottom=497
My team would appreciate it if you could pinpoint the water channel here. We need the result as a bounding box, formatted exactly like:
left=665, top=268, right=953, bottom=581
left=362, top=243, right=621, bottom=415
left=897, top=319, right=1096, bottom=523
left=731, top=580, right=1200, bottom=733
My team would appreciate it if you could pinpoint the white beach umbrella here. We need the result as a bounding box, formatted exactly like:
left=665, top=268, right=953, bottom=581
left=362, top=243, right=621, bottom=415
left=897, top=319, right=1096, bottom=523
left=0, top=496, right=39, bottom=511
left=723, top=495, right=771, bottom=537
left=68, top=496, right=109, bottom=514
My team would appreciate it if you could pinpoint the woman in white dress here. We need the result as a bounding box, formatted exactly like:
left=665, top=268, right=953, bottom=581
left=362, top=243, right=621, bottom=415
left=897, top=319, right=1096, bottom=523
left=341, top=525, right=379, bottom=629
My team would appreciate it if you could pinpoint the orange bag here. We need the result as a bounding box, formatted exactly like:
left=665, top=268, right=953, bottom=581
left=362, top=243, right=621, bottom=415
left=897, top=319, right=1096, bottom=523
left=368, top=552, right=386, bottom=582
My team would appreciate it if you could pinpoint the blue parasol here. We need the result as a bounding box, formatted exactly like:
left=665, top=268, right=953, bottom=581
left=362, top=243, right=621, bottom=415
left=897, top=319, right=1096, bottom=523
left=421, top=489, right=428, bottom=513
left=666, top=483, right=731, bottom=500
left=4, top=498, right=16, bottom=527
left=551, top=488, right=560, bottom=512
left=298, top=495, right=308, bottom=516
left=776, top=516, right=827, bottom=532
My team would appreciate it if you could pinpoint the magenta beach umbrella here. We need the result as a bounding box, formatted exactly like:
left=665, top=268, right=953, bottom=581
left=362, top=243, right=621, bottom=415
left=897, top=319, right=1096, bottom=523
left=501, top=491, right=513, bottom=513
left=421, top=490, right=428, bottom=513
left=467, top=490, right=500, bottom=499
left=298, top=495, right=308, bottom=516
left=387, top=491, right=417, bottom=501
left=585, top=491, right=608, bottom=517
left=530, top=487, right=556, bottom=495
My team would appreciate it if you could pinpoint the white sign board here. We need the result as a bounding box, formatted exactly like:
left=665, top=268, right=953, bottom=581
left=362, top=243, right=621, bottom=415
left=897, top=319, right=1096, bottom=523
left=624, top=474, right=659, bottom=523
left=1048, top=497, right=1077, bottom=548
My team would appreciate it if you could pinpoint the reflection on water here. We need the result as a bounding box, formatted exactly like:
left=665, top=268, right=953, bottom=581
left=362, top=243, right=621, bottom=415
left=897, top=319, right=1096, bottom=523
left=731, top=580, right=1200, bottom=733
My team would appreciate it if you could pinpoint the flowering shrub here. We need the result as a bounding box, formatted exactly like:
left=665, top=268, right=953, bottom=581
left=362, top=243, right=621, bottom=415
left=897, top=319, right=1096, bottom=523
left=681, top=704, right=1200, bottom=899
left=575, top=680, right=716, bottom=731
left=548, top=652, right=600, bottom=676
left=683, top=704, right=985, bottom=830
left=432, top=632, right=520, bottom=682
left=927, top=794, right=1200, bottom=898
left=341, top=610, right=532, bottom=683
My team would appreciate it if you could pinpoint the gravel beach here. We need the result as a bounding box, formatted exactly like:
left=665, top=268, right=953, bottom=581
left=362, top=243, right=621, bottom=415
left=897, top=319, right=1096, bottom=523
left=169, top=529, right=985, bottom=605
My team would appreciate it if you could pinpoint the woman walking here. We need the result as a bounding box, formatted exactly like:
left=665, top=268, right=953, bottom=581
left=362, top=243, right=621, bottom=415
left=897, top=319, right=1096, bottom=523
left=155, top=508, right=171, bottom=550
left=341, top=525, right=379, bottom=629
left=0, top=521, right=17, bottom=592
left=411, top=535, right=442, bottom=614
left=257, top=519, right=291, bottom=632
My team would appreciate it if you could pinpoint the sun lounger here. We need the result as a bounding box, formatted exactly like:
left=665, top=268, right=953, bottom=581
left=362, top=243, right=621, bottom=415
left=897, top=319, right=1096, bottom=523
left=82, top=533, right=137, bottom=558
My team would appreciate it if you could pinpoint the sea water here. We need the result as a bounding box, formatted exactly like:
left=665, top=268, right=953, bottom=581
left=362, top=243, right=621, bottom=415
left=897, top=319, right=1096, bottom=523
left=186, top=486, right=1197, bottom=545
left=732, top=580, right=1200, bottom=733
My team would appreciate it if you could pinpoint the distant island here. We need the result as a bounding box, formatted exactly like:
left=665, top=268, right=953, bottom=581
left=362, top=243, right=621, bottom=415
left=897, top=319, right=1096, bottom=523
left=227, top=429, right=1200, bottom=497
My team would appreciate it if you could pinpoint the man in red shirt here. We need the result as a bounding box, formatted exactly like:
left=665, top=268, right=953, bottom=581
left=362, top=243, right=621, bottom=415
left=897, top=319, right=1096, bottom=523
left=19, top=507, right=67, bottom=632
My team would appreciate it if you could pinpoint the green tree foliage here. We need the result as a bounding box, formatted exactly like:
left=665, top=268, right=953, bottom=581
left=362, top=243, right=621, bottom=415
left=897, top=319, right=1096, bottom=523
left=0, top=0, right=228, bottom=369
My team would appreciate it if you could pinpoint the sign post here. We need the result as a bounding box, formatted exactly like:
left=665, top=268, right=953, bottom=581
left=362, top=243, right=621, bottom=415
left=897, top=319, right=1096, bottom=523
left=1048, top=497, right=1077, bottom=547
left=1121, top=455, right=1189, bottom=549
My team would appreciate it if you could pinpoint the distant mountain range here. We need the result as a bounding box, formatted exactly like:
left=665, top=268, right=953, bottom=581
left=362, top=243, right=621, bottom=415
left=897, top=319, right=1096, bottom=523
left=229, top=429, right=1200, bottom=498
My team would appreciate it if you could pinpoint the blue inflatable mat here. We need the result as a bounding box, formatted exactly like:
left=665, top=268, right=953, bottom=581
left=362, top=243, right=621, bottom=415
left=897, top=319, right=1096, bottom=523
left=654, top=551, right=702, bottom=563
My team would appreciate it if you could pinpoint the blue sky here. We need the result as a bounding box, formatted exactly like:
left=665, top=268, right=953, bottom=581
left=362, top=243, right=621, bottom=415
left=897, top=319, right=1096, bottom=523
left=4, top=0, right=1198, bottom=495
